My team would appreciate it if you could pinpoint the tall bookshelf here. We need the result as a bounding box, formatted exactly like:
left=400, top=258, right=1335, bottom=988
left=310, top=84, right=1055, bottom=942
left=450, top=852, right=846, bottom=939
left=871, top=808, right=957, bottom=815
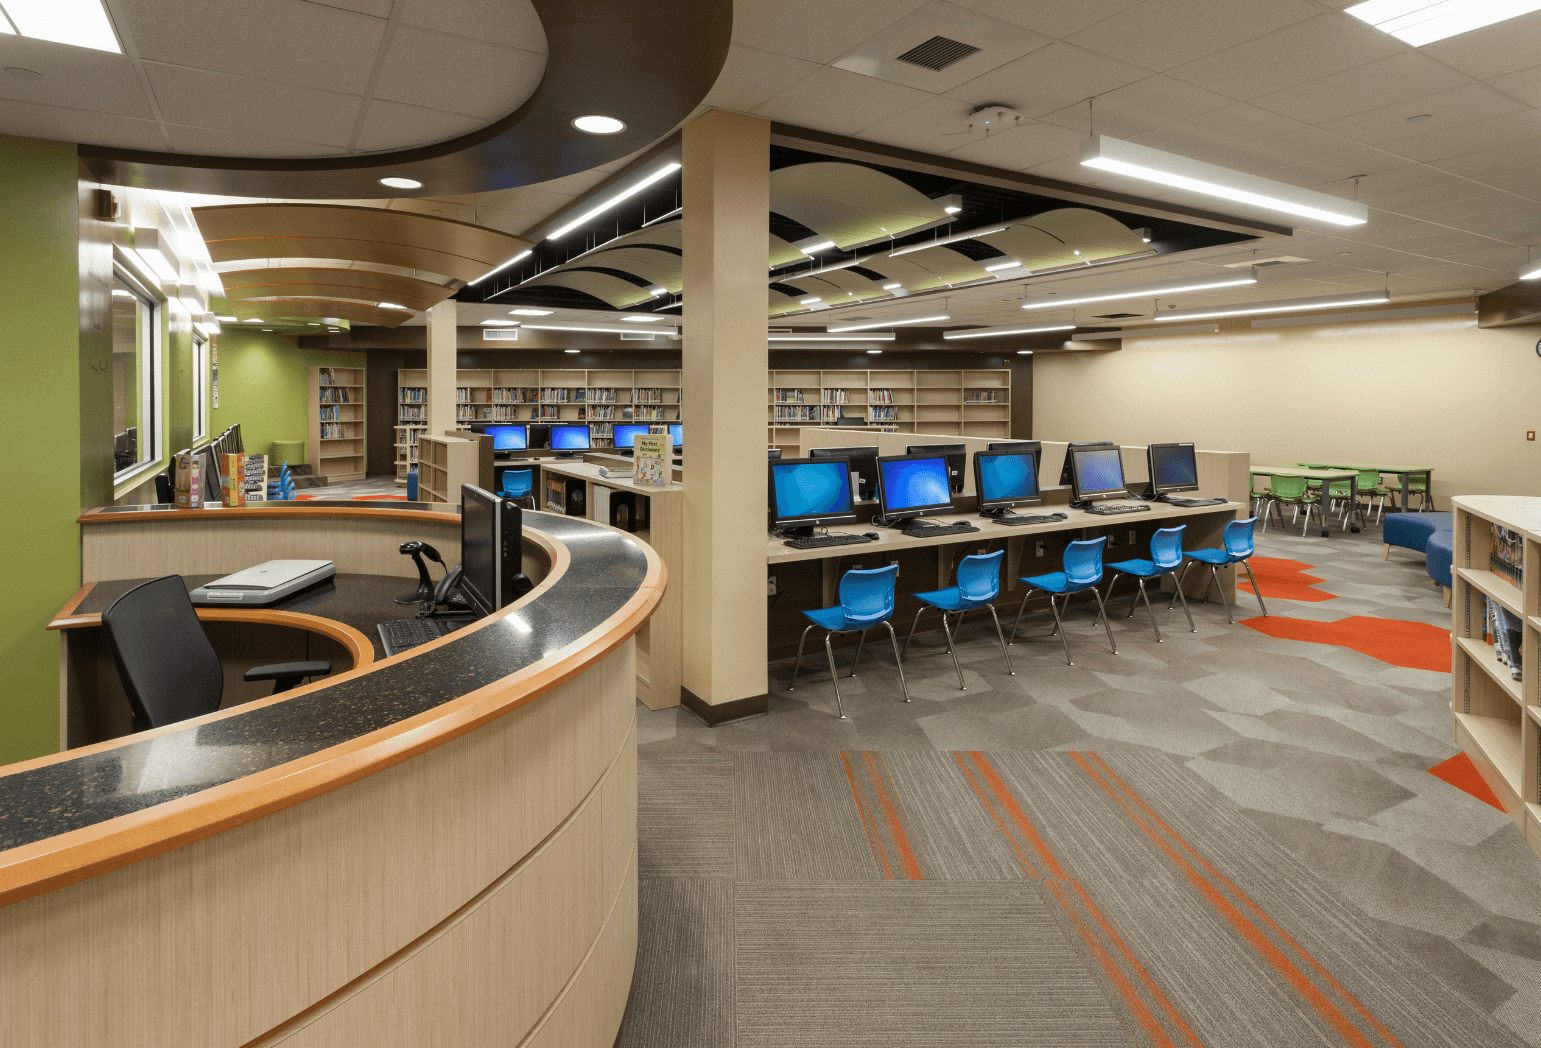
left=768, top=368, right=1010, bottom=450
left=1450, top=495, right=1541, bottom=862
left=307, top=366, right=366, bottom=482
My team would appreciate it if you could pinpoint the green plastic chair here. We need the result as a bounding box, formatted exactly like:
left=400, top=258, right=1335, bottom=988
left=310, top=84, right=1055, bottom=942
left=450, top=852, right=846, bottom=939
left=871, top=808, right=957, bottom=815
left=1405, top=472, right=1434, bottom=512
left=1264, top=474, right=1320, bottom=536
left=1352, top=469, right=1392, bottom=524
left=1248, top=472, right=1270, bottom=517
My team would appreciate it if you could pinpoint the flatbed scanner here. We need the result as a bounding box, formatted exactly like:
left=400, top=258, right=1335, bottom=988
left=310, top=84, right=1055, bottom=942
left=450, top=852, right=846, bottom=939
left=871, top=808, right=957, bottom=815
left=190, top=560, right=336, bottom=607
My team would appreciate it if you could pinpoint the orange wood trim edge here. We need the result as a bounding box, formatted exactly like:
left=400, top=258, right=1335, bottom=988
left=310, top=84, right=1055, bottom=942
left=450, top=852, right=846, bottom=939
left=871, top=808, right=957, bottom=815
left=78, top=505, right=461, bottom=526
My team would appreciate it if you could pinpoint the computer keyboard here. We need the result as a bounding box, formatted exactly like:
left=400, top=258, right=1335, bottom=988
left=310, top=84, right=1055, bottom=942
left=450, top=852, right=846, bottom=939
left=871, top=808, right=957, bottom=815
left=378, top=614, right=474, bottom=656
left=1084, top=501, right=1152, bottom=516
left=992, top=512, right=1070, bottom=526
left=782, top=532, right=876, bottom=549
left=900, top=521, right=980, bottom=537
left=1164, top=496, right=1228, bottom=507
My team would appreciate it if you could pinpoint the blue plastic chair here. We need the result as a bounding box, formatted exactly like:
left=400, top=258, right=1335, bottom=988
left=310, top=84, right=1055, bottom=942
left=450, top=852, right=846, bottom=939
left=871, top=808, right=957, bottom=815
left=1169, top=517, right=1266, bottom=623
left=1101, top=526, right=1195, bottom=642
left=1010, top=537, right=1117, bottom=665
left=903, top=550, right=1013, bottom=690
left=789, top=564, right=909, bottom=718
left=500, top=468, right=535, bottom=507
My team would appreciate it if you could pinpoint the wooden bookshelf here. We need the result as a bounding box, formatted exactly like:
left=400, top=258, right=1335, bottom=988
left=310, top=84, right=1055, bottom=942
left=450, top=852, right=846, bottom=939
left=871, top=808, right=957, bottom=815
left=767, top=368, right=1009, bottom=450
left=1450, top=495, right=1541, bottom=860
left=308, top=366, right=366, bottom=482
left=417, top=434, right=481, bottom=504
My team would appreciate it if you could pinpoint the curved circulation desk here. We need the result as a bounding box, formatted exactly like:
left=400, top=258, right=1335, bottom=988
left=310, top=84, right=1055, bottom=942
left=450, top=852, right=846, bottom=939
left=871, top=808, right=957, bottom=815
left=0, top=501, right=665, bottom=1048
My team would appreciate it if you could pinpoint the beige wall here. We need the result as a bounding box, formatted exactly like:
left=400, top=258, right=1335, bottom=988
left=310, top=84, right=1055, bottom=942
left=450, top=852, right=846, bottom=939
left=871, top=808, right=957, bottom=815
left=1034, top=309, right=1541, bottom=504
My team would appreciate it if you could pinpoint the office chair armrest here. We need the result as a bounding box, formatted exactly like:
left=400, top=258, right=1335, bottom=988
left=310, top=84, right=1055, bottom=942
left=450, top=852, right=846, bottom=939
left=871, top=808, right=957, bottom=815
left=245, top=661, right=332, bottom=694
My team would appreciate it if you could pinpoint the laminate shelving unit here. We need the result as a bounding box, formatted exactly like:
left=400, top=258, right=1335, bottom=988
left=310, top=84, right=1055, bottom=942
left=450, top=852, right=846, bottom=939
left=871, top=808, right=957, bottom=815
left=308, top=366, right=367, bottom=482
left=1450, top=495, right=1541, bottom=860
left=416, top=434, right=481, bottom=505
left=767, top=368, right=1009, bottom=451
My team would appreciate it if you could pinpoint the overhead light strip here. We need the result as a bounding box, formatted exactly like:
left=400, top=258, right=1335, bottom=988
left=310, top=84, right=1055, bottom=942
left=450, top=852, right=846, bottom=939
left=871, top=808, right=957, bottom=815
left=547, top=163, right=682, bottom=240
left=466, top=249, right=533, bottom=287
left=1346, top=0, right=1541, bottom=45
left=888, top=224, right=1011, bottom=258
left=1073, top=324, right=1220, bottom=341
left=768, top=332, right=896, bottom=341
left=827, top=314, right=948, bottom=332
left=942, top=323, right=1076, bottom=341
left=1080, top=136, right=1368, bottom=227
left=1155, top=291, right=1390, bottom=322
left=521, top=322, right=680, bottom=336
left=1, top=0, right=121, bottom=52
left=1019, top=273, right=1258, bottom=311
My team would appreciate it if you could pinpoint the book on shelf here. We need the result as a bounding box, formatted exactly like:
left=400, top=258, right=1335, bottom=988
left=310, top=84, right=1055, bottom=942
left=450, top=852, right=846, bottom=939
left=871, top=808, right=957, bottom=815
left=1490, top=524, right=1524, bottom=588
left=869, top=388, right=893, bottom=405
left=633, top=387, right=664, bottom=403
left=598, top=466, right=634, bottom=479
left=319, top=405, right=341, bottom=421
left=635, top=434, right=672, bottom=485
left=821, top=388, right=849, bottom=404
left=1485, top=596, right=1523, bottom=680
left=773, top=389, right=805, bottom=404
left=963, top=391, right=1000, bottom=404
left=870, top=406, right=897, bottom=421
left=587, top=387, right=617, bottom=403
left=399, top=405, right=426, bottom=420
left=399, top=387, right=426, bottom=403
left=319, top=387, right=351, bottom=403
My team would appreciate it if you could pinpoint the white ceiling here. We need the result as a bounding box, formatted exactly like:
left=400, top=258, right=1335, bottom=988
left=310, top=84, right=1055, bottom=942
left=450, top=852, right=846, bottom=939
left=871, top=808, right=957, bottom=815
left=0, top=0, right=545, bottom=156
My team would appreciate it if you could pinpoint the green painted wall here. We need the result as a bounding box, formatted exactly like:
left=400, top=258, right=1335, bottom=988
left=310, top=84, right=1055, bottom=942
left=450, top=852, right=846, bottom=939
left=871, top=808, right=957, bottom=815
left=210, top=331, right=364, bottom=464
left=1, top=136, right=83, bottom=764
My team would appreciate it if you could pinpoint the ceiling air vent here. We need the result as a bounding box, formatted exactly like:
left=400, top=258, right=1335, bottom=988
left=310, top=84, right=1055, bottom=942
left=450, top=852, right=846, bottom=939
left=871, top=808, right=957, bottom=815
left=895, top=35, right=980, bottom=72
left=620, top=333, right=656, bottom=340
left=1224, top=255, right=1310, bottom=269
left=1094, top=312, right=1141, bottom=320
left=482, top=328, right=519, bottom=341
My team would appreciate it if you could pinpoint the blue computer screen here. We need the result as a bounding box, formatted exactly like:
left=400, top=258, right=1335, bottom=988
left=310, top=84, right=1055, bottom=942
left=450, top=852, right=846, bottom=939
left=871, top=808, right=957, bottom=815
left=979, top=453, right=1037, bottom=502
left=668, top=423, right=683, bottom=446
left=551, top=425, right=591, bottom=450
left=772, top=461, right=852, bottom=519
left=1073, top=448, right=1126, bottom=495
left=485, top=424, right=527, bottom=451
left=880, top=457, right=951, bottom=512
left=1151, top=444, right=1198, bottom=488
left=612, top=424, right=649, bottom=448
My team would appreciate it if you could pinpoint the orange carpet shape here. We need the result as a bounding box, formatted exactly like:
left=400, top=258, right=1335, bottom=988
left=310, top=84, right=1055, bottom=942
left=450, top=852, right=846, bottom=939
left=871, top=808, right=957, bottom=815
left=1237, top=557, right=1335, bottom=602
left=1240, top=615, right=1450, bottom=672
left=1428, top=753, right=1505, bottom=811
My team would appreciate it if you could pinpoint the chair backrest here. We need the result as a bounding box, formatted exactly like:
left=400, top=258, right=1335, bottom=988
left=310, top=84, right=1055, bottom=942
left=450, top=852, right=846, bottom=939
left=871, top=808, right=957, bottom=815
left=955, top=550, right=1003, bottom=604
left=1223, top=517, right=1258, bottom=559
left=1357, top=469, right=1380, bottom=488
left=101, top=576, right=224, bottom=730
left=1063, top=537, right=1107, bottom=586
left=501, top=469, right=533, bottom=498
left=1270, top=473, right=1308, bottom=499
left=840, top=564, right=898, bottom=626
left=1150, top=526, right=1185, bottom=570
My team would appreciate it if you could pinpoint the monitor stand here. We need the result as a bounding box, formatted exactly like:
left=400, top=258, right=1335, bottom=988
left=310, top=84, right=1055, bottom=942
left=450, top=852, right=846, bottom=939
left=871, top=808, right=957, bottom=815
left=778, top=525, right=816, bottom=539
left=553, top=450, right=580, bottom=459
left=898, top=518, right=939, bottom=536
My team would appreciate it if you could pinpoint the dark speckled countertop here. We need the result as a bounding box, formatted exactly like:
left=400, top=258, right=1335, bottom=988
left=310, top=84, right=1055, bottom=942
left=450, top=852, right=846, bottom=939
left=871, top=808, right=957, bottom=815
left=0, top=510, right=651, bottom=853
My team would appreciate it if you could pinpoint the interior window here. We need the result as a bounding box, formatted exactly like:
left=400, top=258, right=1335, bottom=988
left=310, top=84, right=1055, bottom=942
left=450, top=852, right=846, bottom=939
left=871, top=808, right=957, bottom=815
left=112, top=271, right=157, bottom=477
left=192, top=337, right=208, bottom=443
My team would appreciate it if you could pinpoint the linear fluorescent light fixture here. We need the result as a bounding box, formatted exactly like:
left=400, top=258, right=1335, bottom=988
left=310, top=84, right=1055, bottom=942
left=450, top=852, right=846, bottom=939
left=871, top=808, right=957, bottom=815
left=1, top=0, right=122, bottom=52
left=521, top=322, right=679, bottom=335
left=984, top=260, right=1025, bottom=272
left=889, top=225, right=1011, bottom=258
left=768, top=332, right=896, bottom=341
left=1346, top=0, right=1541, bottom=45
left=132, top=228, right=181, bottom=283
left=1020, top=273, right=1258, bottom=312
left=547, top=162, right=681, bottom=240
left=827, top=314, right=948, bottom=332
left=467, top=249, right=533, bottom=286
left=1080, top=136, right=1368, bottom=227
left=1155, top=290, right=1390, bottom=322
left=1074, top=324, right=1220, bottom=340
left=1522, top=260, right=1541, bottom=280
left=378, top=302, right=410, bottom=311
left=480, top=320, right=520, bottom=326
left=509, top=308, right=552, bottom=315
left=943, top=323, right=1076, bottom=341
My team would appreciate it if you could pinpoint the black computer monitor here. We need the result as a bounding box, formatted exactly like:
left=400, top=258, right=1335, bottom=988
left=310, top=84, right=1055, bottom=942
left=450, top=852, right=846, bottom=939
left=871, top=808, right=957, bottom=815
left=460, top=484, right=523, bottom=617
left=769, top=457, right=857, bottom=537
left=612, top=423, right=650, bottom=451
left=668, top=423, right=682, bottom=449
left=877, top=454, right=955, bottom=527
left=1148, top=442, right=1200, bottom=496
left=550, top=424, right=591, bottom=457
left=906, top=443, right=966, bottom=494
left=809, top=445, right=879, bottom=502
left=767, top=449, right=782, bottom=460
left=484, top=424, right=528, bottom=452
left=988, top=440, right=1039, bottom=454
left=1068, top=445, right=1128, bottom=504
left=1059, top=441, right=1116, bottom=485
left=974, top=448, right=1042, bottom=515
left=528, top=424, right=551, bottom=449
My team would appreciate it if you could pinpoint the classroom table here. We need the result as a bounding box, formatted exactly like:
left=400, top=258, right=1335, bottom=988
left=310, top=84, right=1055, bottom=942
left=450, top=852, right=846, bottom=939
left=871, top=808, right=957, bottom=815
left=1298, top=462, right=1433, bottom=515
left=1252, top=466, right=1361, bottom=537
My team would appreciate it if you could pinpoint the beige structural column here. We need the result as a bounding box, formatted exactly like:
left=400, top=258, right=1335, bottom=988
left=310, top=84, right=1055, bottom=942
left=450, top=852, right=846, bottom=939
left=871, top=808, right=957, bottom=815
left=680, top=110, right=770, bottom=720
left=426, top=299, right=457, bottom=436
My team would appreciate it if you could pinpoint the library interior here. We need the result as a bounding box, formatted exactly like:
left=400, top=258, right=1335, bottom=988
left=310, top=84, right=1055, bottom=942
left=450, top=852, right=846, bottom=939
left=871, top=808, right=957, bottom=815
left=8, top=0, right=1541, bottom=1044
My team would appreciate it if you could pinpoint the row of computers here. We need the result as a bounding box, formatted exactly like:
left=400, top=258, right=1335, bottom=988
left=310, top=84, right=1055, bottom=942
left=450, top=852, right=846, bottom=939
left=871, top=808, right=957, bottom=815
left=469, top=423, right=683, bottom=458
left=767, top=440, right=1209, bottom=548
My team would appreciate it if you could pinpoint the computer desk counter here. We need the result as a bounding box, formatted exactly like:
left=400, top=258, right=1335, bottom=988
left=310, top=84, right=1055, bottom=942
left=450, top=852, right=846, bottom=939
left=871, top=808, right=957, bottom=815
left=0, top=500, right=663, bottom=1048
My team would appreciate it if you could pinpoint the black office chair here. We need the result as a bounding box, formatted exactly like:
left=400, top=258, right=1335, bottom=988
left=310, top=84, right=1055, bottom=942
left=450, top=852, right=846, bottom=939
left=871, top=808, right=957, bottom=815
left=102, top=576, right=331, bottom=732
left=154, top=471, right=173, bottom=504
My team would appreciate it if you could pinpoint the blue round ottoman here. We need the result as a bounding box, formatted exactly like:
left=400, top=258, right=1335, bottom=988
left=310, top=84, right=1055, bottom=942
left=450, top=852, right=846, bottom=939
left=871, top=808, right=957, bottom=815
left=1384, top=511, right=1452, bottom=558
left=1426, top=530, right=1454, bottom=605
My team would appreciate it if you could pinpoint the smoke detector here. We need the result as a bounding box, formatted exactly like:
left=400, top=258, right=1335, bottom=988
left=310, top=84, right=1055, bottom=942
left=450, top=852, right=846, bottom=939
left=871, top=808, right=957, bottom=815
left=966, top=105, right=1024, bottom=135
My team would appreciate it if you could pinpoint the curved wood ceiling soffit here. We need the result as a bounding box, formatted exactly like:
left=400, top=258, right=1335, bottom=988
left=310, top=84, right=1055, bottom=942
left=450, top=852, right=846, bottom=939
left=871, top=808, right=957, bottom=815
left=770, top=163, right=948, bottom=249
left=769, top=289, right=804, bottom=317
left=856, top=248, right=992, bottom=292
left=551, top=246, right=683, bottom=294
left=554, top=219, right=805, bottom=269
left=783, top=268, right=890, bottom=303
left=522, top=270, right=657, bottom=308
left=220, top=268, right=457, bottom=313
left=79, top=0, right=732, bottom=197
left=977, top=208, right=1149, bottom=271
left=228, top=300, right=416, bottom=328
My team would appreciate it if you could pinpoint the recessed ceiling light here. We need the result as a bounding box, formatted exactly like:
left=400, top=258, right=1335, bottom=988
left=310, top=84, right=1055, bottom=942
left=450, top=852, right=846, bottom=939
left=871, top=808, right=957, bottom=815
left=1407, top=113, right=1433, bottom=122
left=510, top=308, right=552, bottom=316
left=2, top=0, right=121, bottom=53
left=216, top=315, right=238, bottom=322
left=1017, top=350, right=1034, bottom=355
left=1346, top=0, right=1541, bottom=46
left=572, top=115, right=626, bottom=134
left=882, top=283, right=902, bottom=290
left=4, top=67, right=43, bottom=80
left=378, top=302, right=408, bottom=310
left=624, top=315, right=663, bottom=322
left=379, top=176, right=422, bottom=190
left=242, top=318, right=263, bottom=323
left=984, top=260, right=1025, bottom=271
left=308, top=321, right=321, bottom=325
left=481, top=320, right=520, bottom=326
left=564, top=348, right=581, bottom=354
left=110, top=289, right=132, bottom=297
left=799, top=296, right=822, bottom=305
left=262, top=328, right=273, bottom=332
left=866, top=349, right=883, bottom=354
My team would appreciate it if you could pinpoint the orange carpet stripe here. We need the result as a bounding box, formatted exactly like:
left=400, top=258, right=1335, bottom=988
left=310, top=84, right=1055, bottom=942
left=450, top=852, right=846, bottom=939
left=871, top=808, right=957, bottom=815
left=863, top=752, right=924, bottom=880
left=1085, top=753, right=1407, bottom=1048
left=840, top=751, right=892, bottom=880
left=1072, top=753, right=1396, bottom=1048
left=1428, top=753, right=1505, bottom=811
left=964, top=751, right=1069, bottom=879
left=951, top=752, right=1038, bottom=880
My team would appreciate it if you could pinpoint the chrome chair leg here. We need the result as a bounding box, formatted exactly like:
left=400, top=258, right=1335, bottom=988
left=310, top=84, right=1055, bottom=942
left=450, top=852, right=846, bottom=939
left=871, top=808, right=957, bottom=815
left=789, top=624, right=815, bottom=690
left=1046, top=595, right=1073, bottom=665
left=1009, top=588, right=1038, bottom=643
left=902, top=605, right=926, bottom=659
left=939, top=612, right=965, bottom=690
left=1137, top=579, right=1162, bottom=642
left=987, top=604, right=1014, bottom=675
left=882, top=620, right=911, bottom=702
left=947, top=609, right=966, bottom=652
left=1094, top=572, right=1121, bottom=625
left=824, top=632, right=846, bottom=719
left=1167, top=569, right=1196, bottom=632
left=1211, top=566, right=1234, bottom=623
left=1168, top=561, right=1192, bottom=610
left=1090, top=587, right=1118, bottom=654
left=851, top=627, right=868, bottom=677
left=1241, top=559, right=1268, bottom=617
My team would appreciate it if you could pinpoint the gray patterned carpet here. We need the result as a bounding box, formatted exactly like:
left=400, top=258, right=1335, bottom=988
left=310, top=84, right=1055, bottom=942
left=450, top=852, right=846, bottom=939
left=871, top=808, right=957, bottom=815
left=622, top=524, right=1541, bottom=1047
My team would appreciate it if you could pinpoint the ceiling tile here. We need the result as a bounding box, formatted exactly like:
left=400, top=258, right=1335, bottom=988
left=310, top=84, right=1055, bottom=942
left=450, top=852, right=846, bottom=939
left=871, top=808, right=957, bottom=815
left=1367, top=180, right=1498, bottom=213
left=856, top=94, right=990, bottom=154
left=731, top=0, right=930, bottom=64
left=372, top=25, right=544, bottom=119
left=1037, top=74, right=1232, bottom=138
left=303, top=0, right=392, bottom=13
left=1129, top=103, right=1301, bottom=156
left=943, top=120, right=1084, bottom=170
left=1166, top=13, right=1402, bottom=100
left=399, top=0, right=545, bottom=52
left=1258, top=148, right=1409, bottom=191
left=144, top=63, right=360, bottom=148
left=950, top=41, right=1149, bottom=117
left=1352, top=163, right=1470, bottom=197
left=1399, top=194, right=1530, bottom=223
left=1195, top=126, right=1362, bottom=175
left=1390, top=111, right=1541, bottom=163
left=754, top=66, right=931, bottom=136
left=1248, top=52, right=1471, bottom=125
left=355, top=99, right=485, bottom=152
left=1485, top=63, right=1541, bottom=108
left=703, top=45, right=820, bottom=113
left=0, top=98, right=165, bottom=151
left=0, top=37, right=152, bottom=119
left=948, top=0, right=1146, bottom=41
left=1066, top=0, right=1316, bottom=73
left=117, top=0, right=387, bottom=94
left=1317, top=83, right=1527, bottom=146
left=1420, top=9, right=1541, bottom=80
left=166, top=123, right=346, bottom=158
left=1439, top=139, right=1541, bottom=179
left=1480, top=168, right=1541, bottom=193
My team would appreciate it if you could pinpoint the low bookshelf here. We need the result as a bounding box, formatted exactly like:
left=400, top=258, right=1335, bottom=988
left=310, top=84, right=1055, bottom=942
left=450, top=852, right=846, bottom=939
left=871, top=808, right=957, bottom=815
left=308, top=366, right=366, bottom=482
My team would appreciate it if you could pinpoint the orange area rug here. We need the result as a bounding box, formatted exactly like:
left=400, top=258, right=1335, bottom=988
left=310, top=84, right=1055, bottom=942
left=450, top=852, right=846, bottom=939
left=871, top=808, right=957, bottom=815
left=1428, top=753, right=1505, bottom=811
left=1237, top=557, right=1335, bottom=602
left=1240, top=615, right=1450, bottom=671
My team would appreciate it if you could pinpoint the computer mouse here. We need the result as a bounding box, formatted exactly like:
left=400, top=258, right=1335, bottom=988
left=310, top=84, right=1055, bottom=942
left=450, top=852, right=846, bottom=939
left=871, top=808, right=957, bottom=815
left=863, top=532, right=879, bottom=540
